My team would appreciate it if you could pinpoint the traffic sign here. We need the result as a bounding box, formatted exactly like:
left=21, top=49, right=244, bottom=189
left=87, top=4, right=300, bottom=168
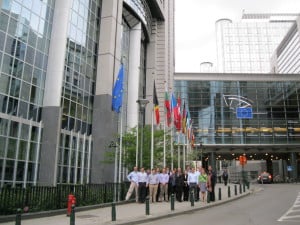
left=236, top=107, right=253, bottom=119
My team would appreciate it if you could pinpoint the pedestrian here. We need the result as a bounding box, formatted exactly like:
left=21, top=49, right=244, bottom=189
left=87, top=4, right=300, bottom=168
left=195, top=167, right=201, bottom=201
left=187, top=167, right=198, bottom=201
left=175, top=167, right=184, bottom=202
left=198, top=167, right=208, bottom=202
left=159, top=168, right=169, bottom=202
left=125, top=166, right=139, bottom=202
left=168, top=168, right=176, bottom=199
left=138, top=167, right=148, bottom=203
left=183, top=169, right=189, bottom=201
left=156, top=167, right=161, bottom=202
left=207, top=165, right=217, bottom=202
left=148, top=168, right=159, bottom=203
left=222, top=169, right=229, bottom=186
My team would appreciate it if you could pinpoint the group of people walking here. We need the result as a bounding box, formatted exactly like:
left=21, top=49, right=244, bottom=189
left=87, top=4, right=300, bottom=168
left=125, top=165, right=218, bottom=203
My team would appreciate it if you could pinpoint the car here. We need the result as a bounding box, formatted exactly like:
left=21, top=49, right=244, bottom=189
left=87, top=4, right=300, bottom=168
left=257, top=172, right=272, bottom=183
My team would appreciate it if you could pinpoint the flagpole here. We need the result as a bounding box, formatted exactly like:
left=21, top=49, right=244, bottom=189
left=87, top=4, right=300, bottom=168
left=183, top=134, right=186, bottom=170
left=177, top=132, right=180, bottom=168
left=170, top=93, right=175, bottom=171
left=151, top=108, right=154, bottom=169
left=136, top=114, right=139, bottom=167
left=113, top=141, right=118, bottom=202
left=118, top=106, right=123, bottom=201
left=163, top=112, right=166, bottom=168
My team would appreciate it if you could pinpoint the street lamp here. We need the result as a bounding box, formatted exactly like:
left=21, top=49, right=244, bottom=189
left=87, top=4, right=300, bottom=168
left=136, top=99, right=149, bottom=168
left=108, top=141, right=118, bottom=201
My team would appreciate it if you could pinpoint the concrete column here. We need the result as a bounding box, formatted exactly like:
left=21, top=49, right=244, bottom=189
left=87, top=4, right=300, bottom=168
left=39, top=0, right=72, bottom=186
left=145, top=21, right=157, bottom=125
left=127, top=23, right=141, bottom=128
left=92, top=0, right=123, bottom=183
left=43, top=0, right=71, bottom=107
left=290, top=152, right=298, bottom=180
left=210, top=152, right=216, bottom=171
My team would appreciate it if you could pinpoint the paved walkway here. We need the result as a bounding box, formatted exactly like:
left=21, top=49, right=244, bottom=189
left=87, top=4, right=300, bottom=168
left=1, top=183, right=253, bottom=225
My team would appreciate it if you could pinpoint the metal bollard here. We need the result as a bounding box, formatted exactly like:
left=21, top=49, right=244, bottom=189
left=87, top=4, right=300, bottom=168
left=239, top=184, right=242, bottom=194
left=171, top=194, right=175, bottom=211
left=70, top=204, right=75, bottom=225
left=243, top=183, right=246, bottom=192
left=145, top=197, right=150, bottom=215
left=228, top=186, right=231, bottom=198
left=234, top=185, right=237, bottom=195
left=207, top=191, right=210, bottom=203
left=15, top=208, right=21, bottom=225
left=190, top=191, right=194, bottom=207
left=111, top=202, right=116, bottom=221
left=218, top=187, right=221, bottom=200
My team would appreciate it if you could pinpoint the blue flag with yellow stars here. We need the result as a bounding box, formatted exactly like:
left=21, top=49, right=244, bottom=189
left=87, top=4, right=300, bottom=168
left=112, top=65, right=124, bottom=113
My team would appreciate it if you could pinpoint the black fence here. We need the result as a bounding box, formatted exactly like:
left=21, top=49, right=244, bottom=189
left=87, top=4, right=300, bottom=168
left=0, top=182, right=130, bottom=215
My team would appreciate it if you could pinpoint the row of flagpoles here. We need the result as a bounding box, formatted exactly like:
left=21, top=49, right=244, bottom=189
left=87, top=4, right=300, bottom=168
left=111, top=64, right=196, bottom=171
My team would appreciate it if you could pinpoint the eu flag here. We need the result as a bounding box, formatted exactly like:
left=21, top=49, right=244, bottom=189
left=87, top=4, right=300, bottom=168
left=112, top=65, right=124, bottom=113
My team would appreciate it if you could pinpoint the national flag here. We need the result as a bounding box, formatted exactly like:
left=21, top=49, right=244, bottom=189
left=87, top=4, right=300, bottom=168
left=112, top=65, right=124, bottom=113
left=164, top=91, right=171, bottom=126
left=182, top=102, right=186, bottom=133
left=153, top=82, right=160, bottom=124
left=171, top=93, right=181, bottom=131
left=171, top=93, right=177, bottom=111
left=186, top=109, right=192, bottom=138
left=175, top=96, right=181, bottom=131
left=191, top=131, right=195, bottom=148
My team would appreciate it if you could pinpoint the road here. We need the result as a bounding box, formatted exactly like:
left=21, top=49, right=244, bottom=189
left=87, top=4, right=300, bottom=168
left=141, top=183, right=300, bottom=225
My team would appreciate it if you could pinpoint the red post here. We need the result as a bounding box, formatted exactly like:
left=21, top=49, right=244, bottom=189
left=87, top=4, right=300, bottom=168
left=67, top=194, right=75, bottom=216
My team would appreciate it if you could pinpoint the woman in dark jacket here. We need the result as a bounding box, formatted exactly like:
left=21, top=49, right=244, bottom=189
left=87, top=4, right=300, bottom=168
left=183, top=169, right=189, bottom=201
left=175, top=168, right=185, bottom=202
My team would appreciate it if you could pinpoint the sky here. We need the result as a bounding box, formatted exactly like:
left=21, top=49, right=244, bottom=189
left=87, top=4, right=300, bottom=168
left=175, top=0, right=300, bottom=72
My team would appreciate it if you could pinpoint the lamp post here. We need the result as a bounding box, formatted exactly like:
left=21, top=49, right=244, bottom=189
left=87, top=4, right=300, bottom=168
left=108, top=141, right=118, bottom=201
left=136, top=99, right=149, bottom=168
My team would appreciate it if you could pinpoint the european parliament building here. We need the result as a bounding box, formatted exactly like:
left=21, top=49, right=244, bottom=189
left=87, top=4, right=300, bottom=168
left=175, top=13, right=300, bottom=180
left=0, top=0, right=175, bottom=187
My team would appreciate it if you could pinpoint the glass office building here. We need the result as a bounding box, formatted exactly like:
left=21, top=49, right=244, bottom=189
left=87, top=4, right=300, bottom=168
left=271, top=16, right=300, bottom=73
left=216, top=13, right=299, bottom=73
left=0, top=0, right=175, bottom=187
left=175, top=72, right=300, bottom=179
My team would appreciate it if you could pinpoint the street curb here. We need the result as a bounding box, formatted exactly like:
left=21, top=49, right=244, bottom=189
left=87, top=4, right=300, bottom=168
left=106, top=191, right=252, bottom=225
left=0, top=200, right=132, bottom=223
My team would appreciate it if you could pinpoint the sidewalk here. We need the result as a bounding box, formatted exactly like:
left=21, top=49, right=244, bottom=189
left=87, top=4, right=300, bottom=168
left=1, top=183, right=254, bottom=225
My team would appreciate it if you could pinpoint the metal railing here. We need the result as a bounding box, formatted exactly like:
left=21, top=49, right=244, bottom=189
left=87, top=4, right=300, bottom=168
left=0, top=182, right=130, bottom=215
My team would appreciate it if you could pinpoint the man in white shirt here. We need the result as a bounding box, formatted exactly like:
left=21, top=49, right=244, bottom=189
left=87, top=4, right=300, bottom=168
left=187, top=167, right=198, bottom=200
left=125, top=166, right=139, bottom=202
left=138, top=167, right=148, bottom=203
left=148, top=168, right=159, bottom=203
left=159, top=168, right=169, bottom=202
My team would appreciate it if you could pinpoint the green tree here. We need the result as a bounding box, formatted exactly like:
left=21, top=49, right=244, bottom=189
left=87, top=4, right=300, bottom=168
left=105, top=125, right=176, bottom=171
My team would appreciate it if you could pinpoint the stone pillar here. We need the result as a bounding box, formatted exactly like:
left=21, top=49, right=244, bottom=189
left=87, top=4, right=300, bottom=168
left=210, top=152, right=216, bottom=171
left=92, top=0, right=123, bottom=183
left=127, top=23, right=142, bottom=128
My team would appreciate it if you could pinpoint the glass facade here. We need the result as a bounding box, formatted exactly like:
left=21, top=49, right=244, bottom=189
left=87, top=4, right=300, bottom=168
left=175, top=79, right=300, bottom=146
left=216, top=14, right=299, bottom=73
left=57, top=0, right=101, bottom=184
left=0, top=0, right=54, bottom=187
left=0, top=0, right=172, bottom=186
